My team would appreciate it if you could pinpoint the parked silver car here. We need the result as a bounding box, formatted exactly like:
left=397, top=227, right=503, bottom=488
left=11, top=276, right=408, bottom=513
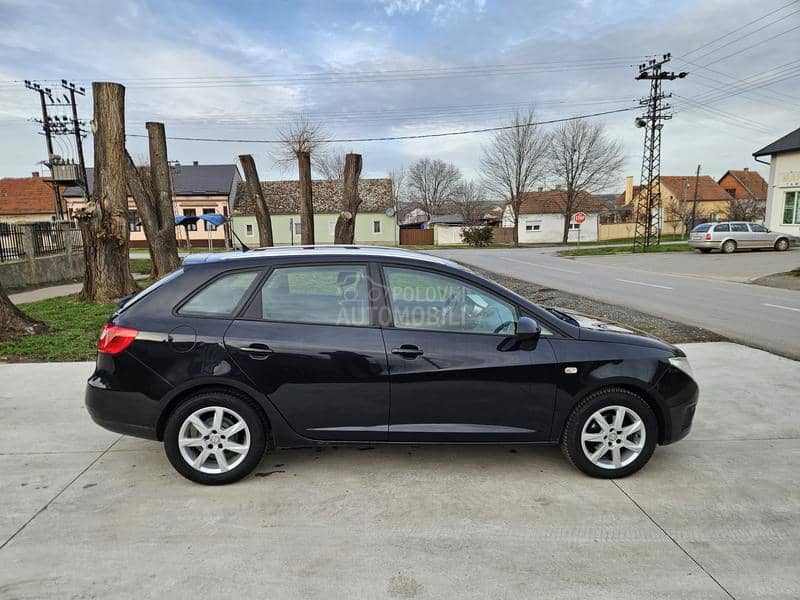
left=689, top=222, right=794, bottom=254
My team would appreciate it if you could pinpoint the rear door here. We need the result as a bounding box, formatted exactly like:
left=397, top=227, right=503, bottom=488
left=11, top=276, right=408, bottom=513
left=224, top=263, right=390, bottom=442
left=730, top=222, right=752, bottom=247
left=379, top=265, right=558, bottom=443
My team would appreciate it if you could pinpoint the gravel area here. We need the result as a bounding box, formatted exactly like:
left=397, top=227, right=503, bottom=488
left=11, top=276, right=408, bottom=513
left=474, top=267, right=725, bottom=345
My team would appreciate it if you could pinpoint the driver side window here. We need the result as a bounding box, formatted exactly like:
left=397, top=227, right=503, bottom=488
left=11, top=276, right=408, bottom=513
left=384, top=267, right=517, bottom=335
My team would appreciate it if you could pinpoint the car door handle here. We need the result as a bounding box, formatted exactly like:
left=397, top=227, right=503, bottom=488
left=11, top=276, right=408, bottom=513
left=391, top=345, right=424, bottom=357
left=238, top=344, right=273, bottom=359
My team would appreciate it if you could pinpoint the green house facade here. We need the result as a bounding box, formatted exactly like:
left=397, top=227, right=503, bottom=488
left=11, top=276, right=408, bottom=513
left=231, top=178, right=398, bottom=247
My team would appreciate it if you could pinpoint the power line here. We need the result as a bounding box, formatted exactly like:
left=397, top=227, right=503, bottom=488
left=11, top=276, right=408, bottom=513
left=124, top=105, right=640, bottom=144
left=679, top=0, right=799, bottom=57
left=701, top=22, right=800, bottom=67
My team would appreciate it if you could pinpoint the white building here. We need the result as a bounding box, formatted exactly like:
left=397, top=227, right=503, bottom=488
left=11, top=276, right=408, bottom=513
left=754, top=127, right=800, bottom=236
left=502, top=189, right=601, bottom=243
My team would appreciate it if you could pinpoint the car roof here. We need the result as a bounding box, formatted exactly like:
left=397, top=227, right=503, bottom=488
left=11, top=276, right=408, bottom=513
left=182, top=245, right=466, bottom=271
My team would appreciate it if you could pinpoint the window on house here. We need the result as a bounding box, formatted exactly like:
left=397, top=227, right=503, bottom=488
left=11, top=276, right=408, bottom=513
left=373, top=220, right=381, bottom=234
left=709, top=212, right=719, bottom=222
left=328, top=220, right=336, bottom=236
left=202, top=208, right=217, bottom=231
left=128, top=210, right=141, bottom=232
left=725, top=188, right=737, bottom=197
left=245, top=224, right=254, bottom=237
left=784, top=191, right=799, bottom=224
left=294, top=222, right=301, bottom=235
left=569, top=223, right=581, bottom=230
left=183, top=209, right=197, bottom=231
left=525, top=222, right=541, bottom=232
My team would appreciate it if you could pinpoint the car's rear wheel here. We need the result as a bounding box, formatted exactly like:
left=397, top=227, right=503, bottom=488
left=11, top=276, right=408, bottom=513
left=774, top=238, right=789, bottom=251
left=164, top=390, right=267, bottom=485
left=561, top=388, right=657, bottom=478
left=721, top=239, right=737, bottom=254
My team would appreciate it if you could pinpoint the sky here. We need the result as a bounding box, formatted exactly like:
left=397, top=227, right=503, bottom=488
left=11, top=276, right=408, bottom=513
left=1, top=0, right=798, bottom=194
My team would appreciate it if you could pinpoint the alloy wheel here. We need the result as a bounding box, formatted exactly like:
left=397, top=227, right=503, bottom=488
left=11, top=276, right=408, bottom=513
left=177, top=406, right=251, bottom=474
left=580, top=405, right=646, bottom=470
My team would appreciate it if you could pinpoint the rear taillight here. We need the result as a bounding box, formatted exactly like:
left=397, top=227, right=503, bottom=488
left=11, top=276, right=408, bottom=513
left=705, top=233, right=712, bottom=240
left=97, top=324, right=138, bottom=355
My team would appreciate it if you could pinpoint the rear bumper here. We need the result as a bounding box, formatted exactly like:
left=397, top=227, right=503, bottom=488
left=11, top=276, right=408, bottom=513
left=85, top=377, right=159, bottom=440
left=688, top=240, right=718, bottom=249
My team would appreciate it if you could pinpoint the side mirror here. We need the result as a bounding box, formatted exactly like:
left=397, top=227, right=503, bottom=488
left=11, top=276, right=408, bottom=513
left=497, top=316, right=541, bottom=351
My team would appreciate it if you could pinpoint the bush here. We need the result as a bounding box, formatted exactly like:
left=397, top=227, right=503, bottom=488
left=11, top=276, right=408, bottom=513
left=461, top=226, right=494, bottom=247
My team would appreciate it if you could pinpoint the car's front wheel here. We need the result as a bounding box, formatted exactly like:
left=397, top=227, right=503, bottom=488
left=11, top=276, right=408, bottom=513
left=774, top=238, right=789, bottom=251
left=561, top=388, right=657, bottom=478
left=164, top=390, right=267, bottom=485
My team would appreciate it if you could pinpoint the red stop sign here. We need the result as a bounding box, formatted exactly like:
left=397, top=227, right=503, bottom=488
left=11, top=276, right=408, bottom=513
left=573, top=212, right=586, bottom=224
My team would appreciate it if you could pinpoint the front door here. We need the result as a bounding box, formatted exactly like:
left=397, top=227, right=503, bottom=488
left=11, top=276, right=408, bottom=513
left=224, top=263, right=390, bottom=442
left=380, top=266, right=558, bottom=442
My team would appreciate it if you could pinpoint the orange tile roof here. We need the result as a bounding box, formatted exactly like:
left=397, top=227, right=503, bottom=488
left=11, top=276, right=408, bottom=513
left=659, top=175, right=732, bottom=202
left=517, top=189, right=603, bottom=214
left=0, top=176, right=58, bottom=215
left=721, top=170, right=768, bottom=201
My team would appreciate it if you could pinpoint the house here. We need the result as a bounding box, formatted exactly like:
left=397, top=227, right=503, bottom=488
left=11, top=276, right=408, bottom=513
left=0, top=172, right=61, bottom=222
left=753, top=127, right=800, bottom=236
left=231, top=178, right=397, bottom=246
left=619, top=174, right=733, bottom=226
left=63, top=162, right=242, bottom=248
left=398, top=207, right=428, bottom=229
left=502, top=188, right=603, bottom=243
left=717, top=168, right=768, bottom=221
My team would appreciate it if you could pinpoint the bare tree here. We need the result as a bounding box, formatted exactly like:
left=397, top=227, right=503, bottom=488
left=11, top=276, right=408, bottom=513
left=449, top=180, right=487, bottom=225
left=407, top=158, right=461, bottom=220
left=388, top=167, right=406, bottom=208
left=667, top=200, right=708, bottom=238
left=124, top=122, right=181, bottom=280
left=725, top=196, right=764, bottom=222
left=75, top=82, right=139, bottom=304
left=0, top=280, right=48, bottom=340
left=334, top=153, right=363, bottom=244
left=276, top=115, right=328, bottom=245
left=547, top=118, right=624, bottom=244
left=238, top=154, right=273, bottom=247
left=313, top=151, right=346, bottom=180
left=481, top=108, right=549, bottom=246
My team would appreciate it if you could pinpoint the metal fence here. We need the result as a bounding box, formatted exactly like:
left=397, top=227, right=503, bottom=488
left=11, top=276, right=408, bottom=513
left=0, top=222, right=26, bottom=262
left=67, top=223, right=83, bottom=249
left=32, top=221, right=66, bottom=256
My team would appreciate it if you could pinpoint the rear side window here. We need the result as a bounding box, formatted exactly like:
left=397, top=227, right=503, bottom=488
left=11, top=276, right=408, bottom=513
left=179, top=271, right=260, bottom=316
left=731, top=223, right=748, bottom=232
left=713, top=223, right=730, bottom=232
left=258, top=265, right=370, bottom=326
left=692, top=223, right=712, bottom=232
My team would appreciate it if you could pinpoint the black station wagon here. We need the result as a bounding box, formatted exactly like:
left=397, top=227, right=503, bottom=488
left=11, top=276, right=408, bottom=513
left=86, top=246, right=698, bottom=484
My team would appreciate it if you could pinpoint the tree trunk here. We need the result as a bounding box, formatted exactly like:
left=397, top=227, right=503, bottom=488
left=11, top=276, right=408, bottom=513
left=297, top=151, right=314, bottom=245
left=123, top=123, right=181, bottom=280
left=0, top=280, right=49, bottom=340
left=334, top=153, right=363, bottom=244
left=76, top=82, right=138, bottom=304
left=239, top=154, right=273, bottom=247
left=511, top=196, right=520, bottom=247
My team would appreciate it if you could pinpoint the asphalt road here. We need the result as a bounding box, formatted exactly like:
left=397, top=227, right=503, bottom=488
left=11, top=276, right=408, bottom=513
left=1, top=344, right=799, bottom=599
left=431, top=248, right=800, bottom=359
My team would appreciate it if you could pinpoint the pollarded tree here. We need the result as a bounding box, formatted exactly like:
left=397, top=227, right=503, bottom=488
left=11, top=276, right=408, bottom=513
left=238, top=154, right=273, bottom=247
left=334, top=153, right=363, bottom=244
left=0, top=280, right=48, bottom=340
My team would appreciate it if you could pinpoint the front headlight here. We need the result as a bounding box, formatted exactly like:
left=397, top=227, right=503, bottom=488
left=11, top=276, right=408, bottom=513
left=668, top=356, right=694, bottom=379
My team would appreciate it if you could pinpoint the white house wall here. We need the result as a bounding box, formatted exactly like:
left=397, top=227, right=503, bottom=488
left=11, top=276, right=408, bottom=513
left=517, top=213, right=599, bottom=243
left=764, top=150, right=800, bottom=236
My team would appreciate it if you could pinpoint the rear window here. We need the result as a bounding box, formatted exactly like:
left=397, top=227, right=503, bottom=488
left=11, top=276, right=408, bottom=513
left=692, top=223, right=712, bottom=232
left=117, top=268, right=184, bottom=313
left=713, top=223, right=730, bottom=232
left=179, top=271, right=260, bottom=316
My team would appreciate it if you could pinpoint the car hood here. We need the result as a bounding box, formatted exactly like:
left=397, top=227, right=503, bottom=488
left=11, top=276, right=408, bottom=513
left=549, top=307, right=679, bottom=354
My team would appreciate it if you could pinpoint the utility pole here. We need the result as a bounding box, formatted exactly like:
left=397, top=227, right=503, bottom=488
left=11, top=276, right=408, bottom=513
left=631, top=54, right=687, bottom=252
left=25, top=80, right=64, bottom=218
left=62, top=80, right=89, bottom=198
left=689, top=164, right=701, bottom=233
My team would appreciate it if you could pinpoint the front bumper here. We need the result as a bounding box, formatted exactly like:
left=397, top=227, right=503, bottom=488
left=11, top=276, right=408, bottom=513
left=85, top=377, right=160, bottom=440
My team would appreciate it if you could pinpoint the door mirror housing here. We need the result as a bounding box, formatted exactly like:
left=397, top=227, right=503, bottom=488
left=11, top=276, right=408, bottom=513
left=497, top=316, right=541, bottom=351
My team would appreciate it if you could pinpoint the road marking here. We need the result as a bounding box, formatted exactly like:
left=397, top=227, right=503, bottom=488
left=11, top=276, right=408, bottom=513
left=499, top=257, right=581, bottom=274
left=762, top=303, right=800, bottom=313
left=616, top=278, right=673, bottom=290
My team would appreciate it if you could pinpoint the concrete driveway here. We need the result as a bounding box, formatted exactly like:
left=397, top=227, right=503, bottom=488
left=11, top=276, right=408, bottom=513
left=572, top=248, right=799, bottom=283
left=1, top=343, right=799, bottom=599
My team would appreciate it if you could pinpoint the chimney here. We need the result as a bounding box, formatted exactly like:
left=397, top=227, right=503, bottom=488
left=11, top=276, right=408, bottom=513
left=192, top=160, right=199, bottom=166
left=31, top=171, right=39, bottom=178
left=537, top=186, right=543, bottom=192
left=743, top=167, right=749, bottom=172
left=625, top=175, right=634, bottom=205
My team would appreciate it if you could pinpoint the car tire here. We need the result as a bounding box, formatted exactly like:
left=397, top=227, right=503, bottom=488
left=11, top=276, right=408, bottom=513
left=721, top=239, right=736, bottom=254
left=164, top=390, right=267, bottom=485
left=774, top=238, right=789, bottom=252
left=560, top=388, right=658, bottom=479
left=699, top=248, right=712, bottom=254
